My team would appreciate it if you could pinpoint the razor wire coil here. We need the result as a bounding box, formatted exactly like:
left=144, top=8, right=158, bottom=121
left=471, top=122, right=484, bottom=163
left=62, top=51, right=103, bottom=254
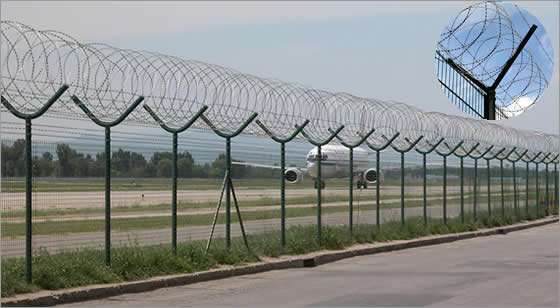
left=437, top=1, right=552, bottom=118
left=1, top=20, right=558, bottom=159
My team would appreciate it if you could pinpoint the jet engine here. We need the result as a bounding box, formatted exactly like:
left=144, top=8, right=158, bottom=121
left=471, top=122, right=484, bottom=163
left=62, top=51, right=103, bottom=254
left=364, top=168, right=378, bottom=183
left=284, top=168, right=303, bottom=184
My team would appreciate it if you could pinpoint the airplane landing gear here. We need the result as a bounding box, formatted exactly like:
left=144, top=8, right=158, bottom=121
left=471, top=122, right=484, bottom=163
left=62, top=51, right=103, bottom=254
left=357, top=180, right=368, bottom=189
left=314, top=179, right=325, bottom=189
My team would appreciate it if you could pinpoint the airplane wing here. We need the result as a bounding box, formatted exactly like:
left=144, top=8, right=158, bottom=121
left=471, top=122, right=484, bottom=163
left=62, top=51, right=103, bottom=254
left=232, top=161, right=307, bottom=172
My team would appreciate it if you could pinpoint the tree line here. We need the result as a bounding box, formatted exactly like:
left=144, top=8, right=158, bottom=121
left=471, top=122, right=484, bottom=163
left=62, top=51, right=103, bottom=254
left=2, top=139, right=527, bottom=180
left=1, top=140, right=279, bottom=179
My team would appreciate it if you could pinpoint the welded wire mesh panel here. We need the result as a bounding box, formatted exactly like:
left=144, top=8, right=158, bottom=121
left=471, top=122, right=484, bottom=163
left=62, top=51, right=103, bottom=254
left=107, top=130, right=173, bottom=251
left=424, top=151, right=443, bottom=221
left=1, top=117, right=108, bottom=256
left=1, top=130, right=26, bottom=258
left=282, top=142, right=318, bottom=241
left=435, top=51, right=487, bottom=119
left=373, top=149, right=397, bottom=224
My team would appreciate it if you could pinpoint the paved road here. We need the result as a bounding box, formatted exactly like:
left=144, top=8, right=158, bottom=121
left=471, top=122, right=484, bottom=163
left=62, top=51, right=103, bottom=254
left=69, top=223, right=559, bottom=307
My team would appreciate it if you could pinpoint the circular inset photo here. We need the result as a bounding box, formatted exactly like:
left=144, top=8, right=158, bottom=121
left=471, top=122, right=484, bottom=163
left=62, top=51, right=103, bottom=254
left=435, top=1, right=554, bottom=120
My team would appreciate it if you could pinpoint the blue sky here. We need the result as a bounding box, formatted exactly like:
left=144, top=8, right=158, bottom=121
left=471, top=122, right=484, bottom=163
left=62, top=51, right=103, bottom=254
left=2, top=1, right=558, bottom=136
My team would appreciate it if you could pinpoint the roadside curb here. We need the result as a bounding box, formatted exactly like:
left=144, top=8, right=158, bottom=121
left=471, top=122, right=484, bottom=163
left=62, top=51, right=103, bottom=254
left=2, top=216, right=557, bottom=307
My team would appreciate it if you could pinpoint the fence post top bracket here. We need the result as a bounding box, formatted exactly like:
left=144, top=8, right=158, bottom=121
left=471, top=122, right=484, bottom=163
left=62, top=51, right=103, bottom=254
left=256, top=119, right=310, bottom=143
left=301, top=125, right=344, bottom=146
left=331, top=127, right=375, bottom=148
left=71, top=95, right=144, bottom=128
left=200, top=112, right=258, bottom=139
left=1, top=85, right=69, bottom=120
left=143, top=104, right=208, bottom=134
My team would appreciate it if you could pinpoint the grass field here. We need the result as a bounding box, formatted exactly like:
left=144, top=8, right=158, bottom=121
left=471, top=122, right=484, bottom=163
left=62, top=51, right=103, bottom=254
left=1, top=206, right=550, bottom=298
left=3, top=177, right=317, bottom=192
left=1, top=176, right=488, bottom=192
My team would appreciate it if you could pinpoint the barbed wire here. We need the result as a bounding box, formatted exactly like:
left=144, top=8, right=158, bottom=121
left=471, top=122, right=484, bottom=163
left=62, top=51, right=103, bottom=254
left=437, top=1, right=552, bottom=117
left=1, top=20, right=558, bottom=159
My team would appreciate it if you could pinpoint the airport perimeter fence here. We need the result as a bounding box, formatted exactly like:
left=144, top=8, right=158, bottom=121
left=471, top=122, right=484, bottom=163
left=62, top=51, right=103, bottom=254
left=1, top=20, right=559, bottom=284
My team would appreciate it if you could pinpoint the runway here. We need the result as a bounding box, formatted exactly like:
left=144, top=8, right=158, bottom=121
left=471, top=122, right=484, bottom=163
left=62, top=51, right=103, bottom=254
left=68, top=223, right=558, bottom=307
left=1, top=184, right=512, bottom=210
left=6, top=192, right=493, bottom=223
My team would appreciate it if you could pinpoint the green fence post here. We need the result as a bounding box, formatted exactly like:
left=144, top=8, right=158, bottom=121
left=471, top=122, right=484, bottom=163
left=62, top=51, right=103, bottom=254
left=473, top=158, right=478, bottom=219
left=526, top=161, right=529, bottom=217
left=545, top=163, right=549, bottom=215
left=2, top=85, right=69, bottom=283
left=507, top=149, right=528, bottom=220
left=423, top=154, right=427, bottom=224
left=497, top=148, right=518, bottom=218
left=400, top=152, right=405, bottom=225
left=481, top=148, right=506, bottom=219
left=443, top=156, right=447, bottom=224
left=500, top=159, right=504, bottom=217
left=171, top=132, right=178, bottom=253
left=536, top=162, right=540, bottom=216
left=460, top=157, right=464, bottom=223
left=487, top=159, right=491, bottom=217
left=255, top=120, right=308, bottom=249
left=72, top=95, right=144, bottom=266
left=200, top=112, right=258, bottom=250
left=280, top=142, right=286, bottom=246
left=331, top=128, right=375, bottom=237
left=451, top=142, right=480, bottom=223
left=413, top=138, right=444, bottom=225
left=349, top=148, right=354, bottom=235
left=376, top=150, right=381, bottom=227
left=104, top=126, right=111, bottom=265
left=388, top=136, right=423, bottom=226
left=143, top=104, right=208, bottom=254
left=317, top=144, right=322, bottom=241
left=301, top=125, right=344, bottom=244
left=225, top=137, right=232, bottom=248
left=363, top=133, right=400, bottom=229
left=513, top=161, right=517, bottom=219
left=435, top=141, right=464, bottom=224
left=554, top=162, right=558, bottom=211
left=25, top=118, right=32, bottom=282
left=533, top=153, right=552, bottom=216
left=522, top=152, right=544, bottom=217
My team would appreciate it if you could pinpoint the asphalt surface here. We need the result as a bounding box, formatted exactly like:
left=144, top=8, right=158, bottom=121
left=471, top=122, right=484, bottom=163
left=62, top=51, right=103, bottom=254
left=68, top=223, right=559, bottom=307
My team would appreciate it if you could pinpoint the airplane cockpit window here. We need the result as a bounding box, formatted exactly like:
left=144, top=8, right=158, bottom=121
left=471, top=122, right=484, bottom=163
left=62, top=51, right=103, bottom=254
left=307, top=154, right=328, bottom=162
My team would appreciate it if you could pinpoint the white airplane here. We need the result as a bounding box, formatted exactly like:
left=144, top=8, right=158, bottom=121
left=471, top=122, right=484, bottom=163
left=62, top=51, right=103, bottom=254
left=233, top=144, right=379, bottom=189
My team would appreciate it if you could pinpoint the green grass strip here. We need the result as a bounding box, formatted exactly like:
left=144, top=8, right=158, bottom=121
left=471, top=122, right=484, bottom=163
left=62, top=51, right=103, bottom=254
left=2, top=206, right=554, bottom=297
